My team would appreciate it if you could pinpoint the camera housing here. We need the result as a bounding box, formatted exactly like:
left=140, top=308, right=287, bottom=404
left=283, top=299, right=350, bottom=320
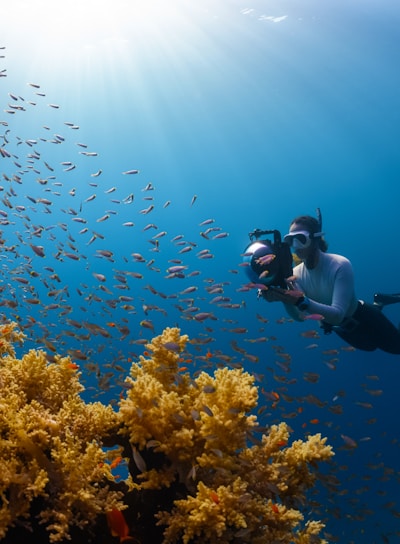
left=242, top=229, right=293, bottom=289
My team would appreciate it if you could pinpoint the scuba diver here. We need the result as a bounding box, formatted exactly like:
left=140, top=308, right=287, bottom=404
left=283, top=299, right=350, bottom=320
left=243, top=210, right=400, bottom=354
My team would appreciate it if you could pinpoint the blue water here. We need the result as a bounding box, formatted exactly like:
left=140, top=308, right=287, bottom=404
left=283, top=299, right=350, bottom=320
left=2, top=1, right=400, bottom=542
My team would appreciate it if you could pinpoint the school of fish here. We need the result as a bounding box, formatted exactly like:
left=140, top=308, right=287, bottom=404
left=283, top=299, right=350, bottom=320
left=0, top=46, right=399, bottom=543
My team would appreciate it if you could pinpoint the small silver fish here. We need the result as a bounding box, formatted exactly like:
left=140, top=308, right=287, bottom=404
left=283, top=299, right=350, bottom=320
left=131, top=444, right=147, bottom=472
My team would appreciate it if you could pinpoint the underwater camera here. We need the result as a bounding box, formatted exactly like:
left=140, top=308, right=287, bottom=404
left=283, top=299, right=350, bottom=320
left=242, top=228, right=293, bottom=289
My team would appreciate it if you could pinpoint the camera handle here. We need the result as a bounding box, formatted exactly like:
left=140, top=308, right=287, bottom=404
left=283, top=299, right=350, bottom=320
left=248, top=229, right=282, bottom=244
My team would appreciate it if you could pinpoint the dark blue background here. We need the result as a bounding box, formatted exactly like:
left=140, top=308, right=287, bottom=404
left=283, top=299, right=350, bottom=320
left=1, top=1, right=400, bottom=541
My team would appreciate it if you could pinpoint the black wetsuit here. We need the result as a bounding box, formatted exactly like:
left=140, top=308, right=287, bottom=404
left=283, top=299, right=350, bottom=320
left=323, top=301, right=400, bottom=354
left=290, top=252, right=400, bottom=354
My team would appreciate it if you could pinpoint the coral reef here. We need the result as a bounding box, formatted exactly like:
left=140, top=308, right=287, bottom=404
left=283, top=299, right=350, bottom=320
left=0, top=323, right=334, bottom=543
left=118, top=327, right=334, bottom=543
left=0, top=322, right=123, bottom=543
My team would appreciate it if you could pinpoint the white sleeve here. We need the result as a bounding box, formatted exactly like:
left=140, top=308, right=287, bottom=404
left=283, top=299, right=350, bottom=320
left=305, top=260, right=355, bottom=324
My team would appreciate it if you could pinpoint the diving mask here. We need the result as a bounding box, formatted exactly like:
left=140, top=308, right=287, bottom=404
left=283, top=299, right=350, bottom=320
left=283, top=230, right=323, bottom=249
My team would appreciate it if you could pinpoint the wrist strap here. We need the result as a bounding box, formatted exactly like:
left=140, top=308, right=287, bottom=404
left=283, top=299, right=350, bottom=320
left=296, top=296, right=310, bottom=311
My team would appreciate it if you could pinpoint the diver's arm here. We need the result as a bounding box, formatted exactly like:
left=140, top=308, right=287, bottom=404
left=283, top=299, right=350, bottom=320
left=298, top=261, right=355, bottom=324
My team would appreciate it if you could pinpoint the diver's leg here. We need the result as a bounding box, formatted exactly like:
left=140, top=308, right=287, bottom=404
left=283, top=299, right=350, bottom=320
left=331, top=302, right=377, bottom=351
left=334, top=323, right=377, bottom=351
left=359, top=302, right=400, bottom=354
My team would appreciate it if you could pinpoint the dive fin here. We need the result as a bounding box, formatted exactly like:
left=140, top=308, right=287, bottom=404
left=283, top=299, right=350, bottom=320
left=373, top=293, right=400, bottom=307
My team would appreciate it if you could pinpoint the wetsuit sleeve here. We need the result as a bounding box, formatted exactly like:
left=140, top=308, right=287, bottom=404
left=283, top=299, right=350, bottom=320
left=304, top=260, right=355, bottom=325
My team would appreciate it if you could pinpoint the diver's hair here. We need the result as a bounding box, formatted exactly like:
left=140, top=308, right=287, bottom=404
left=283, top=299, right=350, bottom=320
left=290, top=215, right=328, bottom=252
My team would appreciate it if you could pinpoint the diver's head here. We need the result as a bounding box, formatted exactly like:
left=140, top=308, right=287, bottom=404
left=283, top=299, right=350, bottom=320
left=283, top=214, right=327, bottom=263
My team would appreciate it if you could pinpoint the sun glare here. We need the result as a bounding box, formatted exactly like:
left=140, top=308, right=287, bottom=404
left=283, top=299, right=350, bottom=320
left=11, top=0, right=198, bottom=53
left=5, top=0, right=215, bottom=83
left=4, top=0, right=231, bottom=129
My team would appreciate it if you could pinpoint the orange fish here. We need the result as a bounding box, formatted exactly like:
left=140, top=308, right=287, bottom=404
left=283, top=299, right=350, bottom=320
left=303, top=313, right=324, bottom=321
left=110, top=456, right=123, bottom=470
left=106, top=508, right=129, bottom=539
left=270, top=503, right=279, bottom=514
left=210, top=491, right=219, bottom=504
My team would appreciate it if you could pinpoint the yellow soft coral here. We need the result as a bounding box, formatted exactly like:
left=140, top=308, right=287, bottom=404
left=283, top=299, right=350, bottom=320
left=237, top=423, right=334, bottom=498
left=0, top=324, right=334, bottom=544
left=0, top=325, right=123, bottom=542
left=157, top=477, right=319, bottom=544
left=119, top=327, right=334, bottom=544
left=0, top=321, right=26, bottom=357
left=119, top=328, right=259, bottom=481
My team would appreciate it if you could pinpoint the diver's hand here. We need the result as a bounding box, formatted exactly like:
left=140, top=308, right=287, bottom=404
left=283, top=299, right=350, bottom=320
left=263, top=287, right=305, bottom=305
left=262, top=288, right=284, bottom=302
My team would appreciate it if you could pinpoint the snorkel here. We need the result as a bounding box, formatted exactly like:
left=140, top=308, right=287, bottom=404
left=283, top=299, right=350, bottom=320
left=316, top=207, right=323, bottom=234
